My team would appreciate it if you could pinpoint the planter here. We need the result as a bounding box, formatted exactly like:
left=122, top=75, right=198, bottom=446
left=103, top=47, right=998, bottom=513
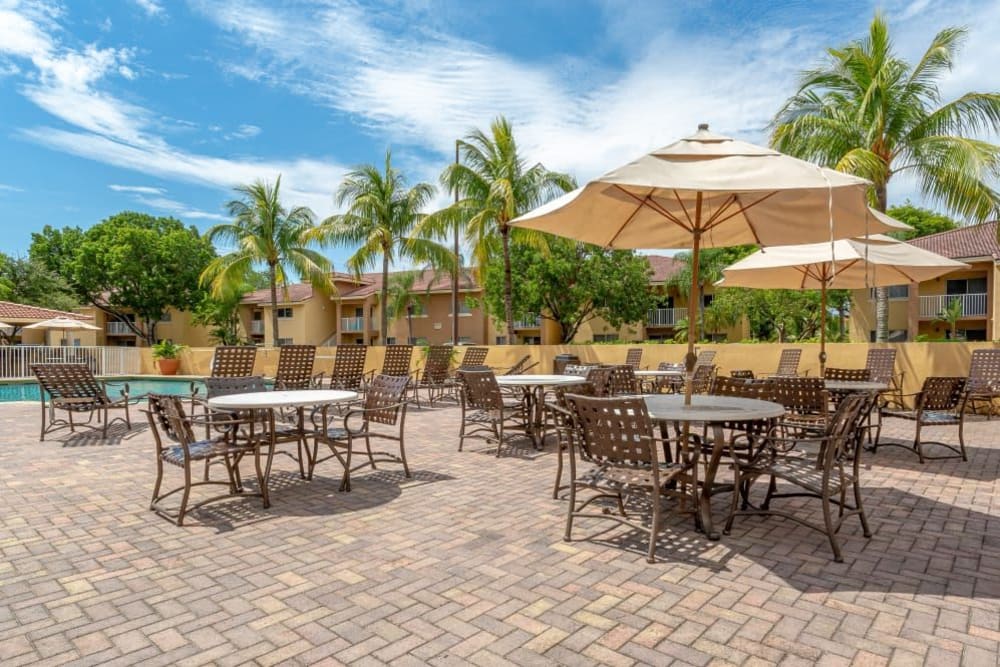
left=157, top=358, right=181, bottom=375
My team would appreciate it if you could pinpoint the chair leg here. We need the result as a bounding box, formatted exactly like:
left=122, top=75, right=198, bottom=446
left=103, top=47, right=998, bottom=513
left=854, top=477, right=872, bottom=538
left=564, top=482, right=576, bottom=542
left=150, top=457, right=165, bottom=510
left=398, top=434, right=411, bottom=479
left=458, top=405, right=466, bottom=452
left=495, top=421, right=503, bottom=458
left=958, top=419, right=968, bottom=462
left=177, top=463, right=193, bottom=526
left=553, top=441, right=564, bottom=500
left=724, top=466, right=742, bottom=535
left=647, top=488, right=662, bottom=564
left=822, top=491, right=843, bottom=563
left=364, top=435, right=376, bottom=469
left=914, top=422, right=925, bottom=464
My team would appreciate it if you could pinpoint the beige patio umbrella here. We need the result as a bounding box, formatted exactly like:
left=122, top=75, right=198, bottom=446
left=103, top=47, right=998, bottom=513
left=511, top=124, right=906, bottom=403
left=717, top=234, right=968, bottom=373
left=25, top=316, right=100, bottom=345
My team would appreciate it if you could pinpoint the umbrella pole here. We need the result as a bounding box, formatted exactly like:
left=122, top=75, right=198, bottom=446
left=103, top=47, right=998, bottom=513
left=685, top=226, right=702, bottom=406
left=819, top=282, right=827, bottom=376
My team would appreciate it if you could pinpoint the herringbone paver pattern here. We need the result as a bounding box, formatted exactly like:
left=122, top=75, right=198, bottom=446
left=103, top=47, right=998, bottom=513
left=0, top=399, right=998, bottom=665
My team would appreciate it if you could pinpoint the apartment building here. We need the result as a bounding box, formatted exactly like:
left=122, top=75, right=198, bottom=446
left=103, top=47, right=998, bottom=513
left=850, top=222, right=1000, bottom=342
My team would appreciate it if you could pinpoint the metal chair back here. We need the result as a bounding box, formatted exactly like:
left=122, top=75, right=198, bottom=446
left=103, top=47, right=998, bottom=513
left=274, top=345, right=316, bottom=390
left=211, top=346, right=257, bottom=377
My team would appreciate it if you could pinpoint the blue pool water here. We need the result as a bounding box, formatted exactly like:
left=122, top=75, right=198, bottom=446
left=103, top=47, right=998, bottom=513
left=0, top=378, right=206, bottom=402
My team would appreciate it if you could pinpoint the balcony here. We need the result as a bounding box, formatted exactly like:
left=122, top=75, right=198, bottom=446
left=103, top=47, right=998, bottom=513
left=105, top=321, right=134, bottom=336
left=249, top=320, right=264, bottom=336
left=919, top=293, right=988, bottom=319
left=646, top=307, right=687, bottom=327
left=341, top=316, right=366, bottom=332
left=513, top=316, right=541, bottom=329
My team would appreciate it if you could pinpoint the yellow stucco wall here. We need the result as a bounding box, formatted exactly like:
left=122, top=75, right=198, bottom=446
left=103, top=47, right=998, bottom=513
left=137, top=341, right=996, bottom=396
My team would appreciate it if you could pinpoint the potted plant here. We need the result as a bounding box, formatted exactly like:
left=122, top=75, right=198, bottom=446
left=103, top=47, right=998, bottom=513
left=151, top=340, right=187, bottom=375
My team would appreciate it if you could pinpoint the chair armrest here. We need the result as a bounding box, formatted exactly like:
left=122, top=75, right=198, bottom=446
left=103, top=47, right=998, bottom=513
left=102, top=379, right=130, bottom=398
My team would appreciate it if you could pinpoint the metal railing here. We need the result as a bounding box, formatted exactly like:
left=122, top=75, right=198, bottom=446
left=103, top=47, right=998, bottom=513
left=646, top=307, right=687, bottom=326
left=105, top=321, right=134, bottom=335
left=0, top=346, right=142, bottom=379
left=249, top=320, right=265, bottom=335
left=919, top=293, right=988, bottom=319
left=341, top=317, right=365, bottom=332
left=513, top=316, right=541, bottom=329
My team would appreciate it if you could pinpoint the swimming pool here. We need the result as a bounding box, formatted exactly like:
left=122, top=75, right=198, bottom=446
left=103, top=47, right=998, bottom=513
left=0, top=377, right=206, bottom=402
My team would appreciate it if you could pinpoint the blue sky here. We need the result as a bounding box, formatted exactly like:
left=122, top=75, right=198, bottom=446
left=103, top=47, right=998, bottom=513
left=1, top=0, right=998, bottom=267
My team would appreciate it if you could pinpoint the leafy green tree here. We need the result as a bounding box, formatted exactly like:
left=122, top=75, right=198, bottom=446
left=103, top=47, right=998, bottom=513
left=772, top=14, right=1000, bottom=341
left=0, top=255, right=78, bottom=312
left=317, top=150, right=451, bottom=337
left=886, top=201, right=959, bottom=240
left=383, top=270, right=422, bottom=344
left=665, top=246, right=756, bottom=337
left=202, top=176, right=334, bottom=345
left=422, top=117, right=575, bottom=341
left=481, top=239, right=655, bottom=343
left=30, top=212, right=215, bottom=345
left=934, top=297, right=964, bottom=339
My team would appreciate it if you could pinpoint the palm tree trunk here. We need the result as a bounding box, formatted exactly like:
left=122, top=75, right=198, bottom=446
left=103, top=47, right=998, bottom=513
left=874, top=184, right=889, bottom=343
left=407, top=313, right=413, bottom=344
left=381, top=251, right=389, bottom=340
left=501, top=223, right=515, bottom=343
left=269, top=263, right=279, bottom=345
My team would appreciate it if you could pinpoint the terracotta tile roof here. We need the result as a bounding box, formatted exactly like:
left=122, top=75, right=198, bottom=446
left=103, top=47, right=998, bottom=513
left=645, top=254, right=683, bottom=282
left=0, top=301, right=92, bottom=323
left=339, top=268, right=479, bottom=300
left=241, top=283, right=316, bottom=305
left=907, top=221, right=1000, bottom=261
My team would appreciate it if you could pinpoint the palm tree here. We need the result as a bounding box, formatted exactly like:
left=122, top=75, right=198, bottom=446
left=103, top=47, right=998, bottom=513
left=420, top=117, right=575, bottom=342
left=935, top=297, right=964, bottom=340
left=772, top=13, right=1000, bottom=341
left=201, top=176, right=334, bottom=344
left=318, top=150, right=452, bottom=337
left=384, top=270, right=421, bottom=343
left=666, top=246, right=753, bottom=339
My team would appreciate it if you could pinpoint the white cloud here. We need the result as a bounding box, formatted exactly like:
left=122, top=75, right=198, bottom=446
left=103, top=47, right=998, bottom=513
left=108, top=184, right=165, bottom=194
left=3, top=1, right=344, bottom=218
left=225, top=123, right=261, bottom=140
left=118, top=64, right=136, bottom=80
left=131, top=0, right=164, bottom=17
left=0, top=183, right=24, bottom=193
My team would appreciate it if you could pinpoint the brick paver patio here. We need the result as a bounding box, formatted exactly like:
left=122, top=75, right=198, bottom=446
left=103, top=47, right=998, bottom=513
left=1, top=398, right=998, bottom=666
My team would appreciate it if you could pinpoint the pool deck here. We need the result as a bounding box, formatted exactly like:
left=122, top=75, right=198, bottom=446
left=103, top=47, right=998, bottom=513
left=0, top=399, right=998, bottom=665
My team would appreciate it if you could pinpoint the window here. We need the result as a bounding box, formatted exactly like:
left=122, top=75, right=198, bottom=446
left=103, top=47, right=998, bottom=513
left=354, top=307, right=364, bottom=317
left=495, top=336, right=507, bottom=345
left=277, top=337, right=293, bottom=345
left=355, top=338, right=364, bottom=345
left=458, top=336, right=473, bottom=344
left=159, top=311, right=172, bottom=322
left=450, top=301, right=472, bottom=316
left=521, top=336, right=541, bottom=345
left=385, top=336, right=396, bottom=344
left=947, top=277, right=987, bottom=295
left=954, top=329, right=987, bottom=341
left=869, top=285, right=909, bottom=300
left=276, top=307, right=293, bottom=319
left=408, top=336, right=428, bottom=345
left=592, top=334, right=618, bottom=342
left=702, top=294, right=714, bottom=308
left=252, top=311, right=263, bottom=321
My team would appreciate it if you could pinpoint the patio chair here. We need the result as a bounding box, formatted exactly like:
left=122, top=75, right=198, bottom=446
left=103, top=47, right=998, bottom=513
left=865, top=348, right=904, bottom=408
left=584, top=366, right=614, bottom=397
left=767, top=376, right=829, bottom=436
left=651, top=361, right=685, bottom=394
left=31, top=363, right=135, bottom=441
left=190, top=345, right=258, bottom=411
left=456, top=368, right=528, bottom=457
left=412, top=344, right=454, bottom=407
left=457, top=346, right=489, bottom=370
left=324, top=345, right=369, bottom=391
left=730, top=369, right=755, bottom=380
left=145, top=394, right=251, bottom=526
left=607, top=365, right=640, bottom=395
left=724, top=393, right=873, bottom=562
left=695, top=350, right=716, bottom=367
left=203, top=376, right=312, bottom=480
left=564, top=363, right=598, bottom=376
left=546, top=381, right=596, bottom=499
left=310, top=374, right=410, bottom=492
left=761, top=349, right=802, bottom=377
left=966, top=348, right=1000, bottom=418
left=504, top=354, right=538, bottom=375
left=823, top=367, right=872, bottom=410
left=563, top=394, right=698, bottom=563
left=381, top=344, right=415, bottom=379
left=625, top=348, right=643, bottom=369
left=879, top=376, right=968, bottom=463
left=273, top=345, right=317, bottom=390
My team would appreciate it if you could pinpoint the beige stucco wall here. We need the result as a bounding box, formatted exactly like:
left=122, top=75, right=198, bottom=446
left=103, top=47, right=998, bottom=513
left=136, top=341, right=996, bottom=396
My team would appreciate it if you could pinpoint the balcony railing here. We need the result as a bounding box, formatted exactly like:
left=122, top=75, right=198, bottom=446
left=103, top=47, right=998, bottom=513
left=341, top=317, right=366, bottom=332
left=646, top=307, right=687, bottom=327
left=105, top=321, right=134, bottom=335
left=919, top=293, right=988, bottom=319
left=249, top=320, right=264, bottom=335
left=513, top=316, right=541, bottom=329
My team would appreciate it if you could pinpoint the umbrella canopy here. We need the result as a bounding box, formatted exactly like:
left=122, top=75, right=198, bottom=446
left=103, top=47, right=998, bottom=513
left=511, top=124, right=904, bottom=403
left=0, top=321, right=12, bottom=329
left=25, top=316, right=100, bottom=331
left=25, top=316, right=100, bottom=345
left=718, top=234, right=968, bottom=371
